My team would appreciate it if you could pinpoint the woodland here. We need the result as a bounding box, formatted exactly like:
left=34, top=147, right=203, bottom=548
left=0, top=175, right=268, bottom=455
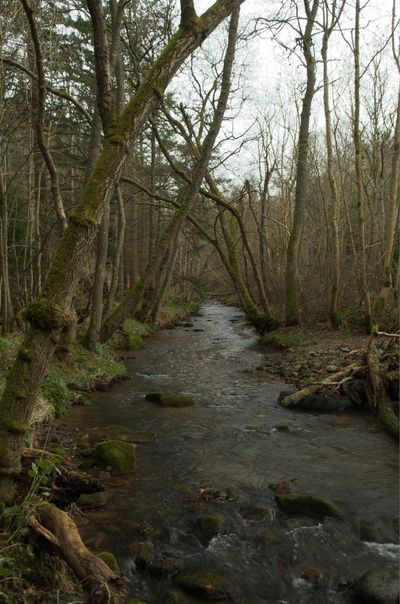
left=0, top=0, right=399, bottom=602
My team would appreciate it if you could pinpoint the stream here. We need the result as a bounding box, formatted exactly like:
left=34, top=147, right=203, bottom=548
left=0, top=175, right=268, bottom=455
left=69, top=301, right=399, bottom=603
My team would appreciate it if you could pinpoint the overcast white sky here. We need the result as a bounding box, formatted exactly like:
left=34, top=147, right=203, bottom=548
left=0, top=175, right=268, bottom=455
left=168, top=0, right=399, bottom=183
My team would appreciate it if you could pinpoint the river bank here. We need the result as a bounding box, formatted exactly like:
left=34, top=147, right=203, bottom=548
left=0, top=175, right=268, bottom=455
left=0, top=299, right=199, bottom=603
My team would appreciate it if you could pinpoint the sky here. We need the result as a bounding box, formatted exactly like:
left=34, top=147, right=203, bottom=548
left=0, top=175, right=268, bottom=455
left=168, top=0, right=399, bottom=183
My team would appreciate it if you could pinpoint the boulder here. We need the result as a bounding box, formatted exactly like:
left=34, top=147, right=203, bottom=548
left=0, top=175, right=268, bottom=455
left=146, top=392, right=194, bottom=407
left=128, top=541, right=154, bottom=568
left=77, top=491, right=109, bottom=510
left=276, top=492, right=345, bottom=519
left=175, top=570, right=236, bottom=601
left=90, top=440, right=136, bottom=474
left=353, top=567, right=399, bottom=604
left=195, top=514, right=231, bottom=544
left=148, top=556, right=183, bottom=577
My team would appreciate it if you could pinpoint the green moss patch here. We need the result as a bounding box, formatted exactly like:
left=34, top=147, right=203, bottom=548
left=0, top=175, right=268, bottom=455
left=90, top=440, right=136, bottom=474
left=97, top=551, right=119, bottom=572
left=261, top=327, right=310, bottom=350
left=77, top=491, right=109, bottom=510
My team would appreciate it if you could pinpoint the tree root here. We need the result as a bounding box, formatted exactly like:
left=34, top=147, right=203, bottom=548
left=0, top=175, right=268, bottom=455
left=28, top=503, right=128, bottom=603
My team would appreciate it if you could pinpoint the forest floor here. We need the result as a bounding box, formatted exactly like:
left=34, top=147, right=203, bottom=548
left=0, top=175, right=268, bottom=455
left=255, top=325, right=370, bottom=388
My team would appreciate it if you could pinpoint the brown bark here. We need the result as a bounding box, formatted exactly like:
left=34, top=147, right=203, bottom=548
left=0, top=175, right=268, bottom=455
left=28, top=504, right=128, bottom=603
left=353, top=0, right=373, bottom=333
left=285, top=0, right=320, bottom=326
left=100, top=2, right=241, bottom=341
left=0, top=0, right=245, bottom=502
left=20, top=0, right=68, bottom=232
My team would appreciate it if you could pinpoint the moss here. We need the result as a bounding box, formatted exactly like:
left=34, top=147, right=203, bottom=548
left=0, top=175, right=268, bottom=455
left=90, top=440, right=136, bottom=474
left=1, top=418, right=28, bottom=434
left=196, top=514, right=231, bottom=539
left=378, top=406, right=399, bottom=440
left=128, top=334, right=145, bottom=350
left=97, top=551, right=119, bottom=572
left=123, top=318, right=152, bottom=337
left=41, top=372, right=70, bottom=418
left=261, top=327, right=309, bottom=350
left=78, top=491, right=108, bottom=509
left=23, top=299, right=70, bottom=331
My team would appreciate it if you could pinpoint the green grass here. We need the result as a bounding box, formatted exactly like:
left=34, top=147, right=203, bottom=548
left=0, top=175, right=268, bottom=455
left=260, top=327, right=310, bottom=350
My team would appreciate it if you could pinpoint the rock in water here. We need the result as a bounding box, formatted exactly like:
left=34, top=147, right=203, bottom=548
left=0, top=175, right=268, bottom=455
left=353, top=567, right=399, bottom=604
left=145, top=391, right=194, bottom=407
left=275, top=492, right=345, bottom=519
left=175, top=570, right=236, bottom=600
left=90, top=440, right=136, bottom=474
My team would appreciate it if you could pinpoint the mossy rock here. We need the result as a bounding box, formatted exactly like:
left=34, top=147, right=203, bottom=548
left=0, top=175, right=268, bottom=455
left=91, top=425, right=155, bottom=444
left=196, top=514, right=231, bottom=539
left=97, top=551, right=119, bottom=572
left=77, top=491, right=109, bottom=510
left=128, top=334, right=145, bottom=350
left=90, top=440, right=136, bottom=474
left=146, top=391, right=194, bottom=407
left=175, top=570, right=236, bottom=600
left=127, top=600, right=148, bottom=604
left=276, top=492, right=345, bottom=519
left=148, top=556, right=183, bottom=577
left=353, top=567, right=399, bottom=603
left=128, top=540, right=154, bottom=568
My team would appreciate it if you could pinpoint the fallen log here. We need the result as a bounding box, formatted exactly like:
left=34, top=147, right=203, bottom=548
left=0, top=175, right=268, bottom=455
left=28, top=503, right=128, bottom=603
left=278, top=333, right=399, bottom=439
left=279, top=365, right=367, bottom=408
left=367, top=333, right=399, bottom=439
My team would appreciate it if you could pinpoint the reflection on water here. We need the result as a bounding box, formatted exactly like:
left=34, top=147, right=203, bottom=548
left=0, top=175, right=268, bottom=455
left=69, top=301, right=399, bottom=603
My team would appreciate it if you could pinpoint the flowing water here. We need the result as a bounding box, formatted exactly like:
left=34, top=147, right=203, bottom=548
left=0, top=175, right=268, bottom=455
left=69, top=301, right=399, bottom=603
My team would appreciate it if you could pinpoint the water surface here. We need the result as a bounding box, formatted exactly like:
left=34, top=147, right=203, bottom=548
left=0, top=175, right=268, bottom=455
left=70, top=301, right=399, bottom=603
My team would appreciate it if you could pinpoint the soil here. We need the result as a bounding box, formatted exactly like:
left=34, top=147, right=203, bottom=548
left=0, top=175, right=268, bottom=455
left=255, top=326, right=370, bottom=388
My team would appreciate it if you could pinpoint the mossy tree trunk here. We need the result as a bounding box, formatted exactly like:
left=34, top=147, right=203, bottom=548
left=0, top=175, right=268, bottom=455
left=353, top=0, right=373, bottom=334
left=100, top=2, right=240, bottom=342
left=375, top=90, right=400, bottom=316
left=321, top=0, right=346, bottom=329
left=0, top=0, right=244, bottom=503
left=285, top=0, right=320, bottom=326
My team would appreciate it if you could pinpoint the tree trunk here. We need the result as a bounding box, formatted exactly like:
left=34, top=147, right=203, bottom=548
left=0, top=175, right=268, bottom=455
left=100, top=2, right=240, bottom=342
left=353, top=0, right=373, bottom=333
left=375, top=90, right=400, bottom=315
left=285, top=0, right=320, bottom=325
left=0, top=0, right=244, bottom=502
